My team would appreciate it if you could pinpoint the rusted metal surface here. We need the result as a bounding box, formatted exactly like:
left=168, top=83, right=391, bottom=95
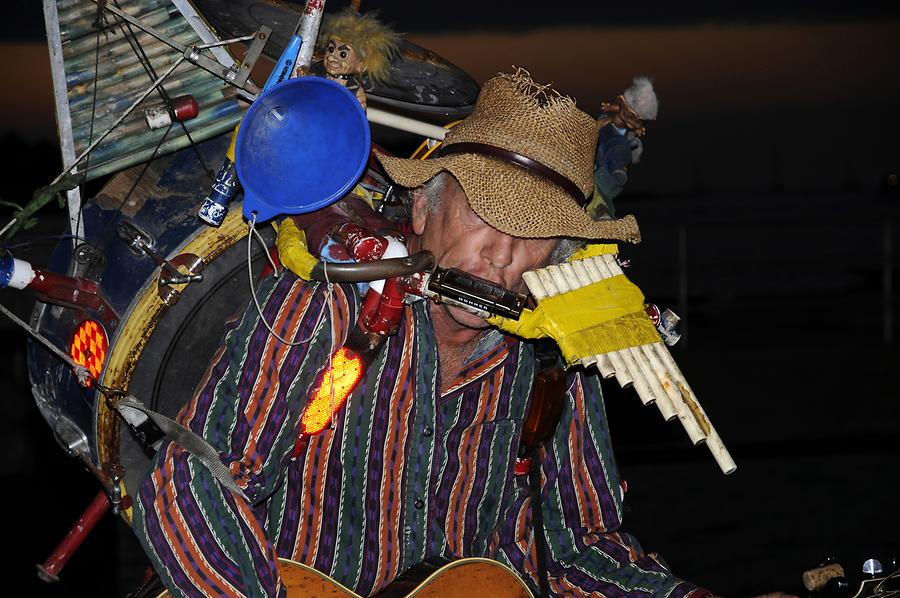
left=678, top=380, right=712, bottom=437
left=156, top=252, right=204, bottom=305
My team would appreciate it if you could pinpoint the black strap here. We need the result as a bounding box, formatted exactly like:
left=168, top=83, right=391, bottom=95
left=436, top=142, right=589, bottom=206
left=529, top=447, right=552, bottom=598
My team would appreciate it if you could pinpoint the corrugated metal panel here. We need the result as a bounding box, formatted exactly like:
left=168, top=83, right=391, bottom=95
left=45, top=0, right=246, bottom=182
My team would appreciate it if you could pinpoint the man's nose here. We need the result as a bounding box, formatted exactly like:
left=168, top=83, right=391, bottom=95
left=483, top=230, right=515, bottom=269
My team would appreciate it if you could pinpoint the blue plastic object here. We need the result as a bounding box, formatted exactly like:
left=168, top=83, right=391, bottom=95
left=0, top=253, right=14, bottom=288
left=235, top=77, right=371, bottom=223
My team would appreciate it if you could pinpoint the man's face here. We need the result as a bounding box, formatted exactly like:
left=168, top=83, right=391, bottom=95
left=323, top=37, right=363, bottom=76
left=412, top=175, right=557, bottom=331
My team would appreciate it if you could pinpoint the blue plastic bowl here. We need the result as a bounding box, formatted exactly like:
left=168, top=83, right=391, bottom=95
left=235, top=76, right=371, bottom=223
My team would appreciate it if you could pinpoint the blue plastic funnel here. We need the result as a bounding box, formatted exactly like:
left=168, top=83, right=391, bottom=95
left=235, top=77, right=371, bottom=223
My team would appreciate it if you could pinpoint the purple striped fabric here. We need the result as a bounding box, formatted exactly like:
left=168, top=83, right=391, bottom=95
left=132, top=273, right=709, bottom=597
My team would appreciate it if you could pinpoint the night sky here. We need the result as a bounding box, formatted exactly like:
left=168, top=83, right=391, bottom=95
left=4, top=2, right=900, bottom=190
left=1, top=1, right=898, bottom=597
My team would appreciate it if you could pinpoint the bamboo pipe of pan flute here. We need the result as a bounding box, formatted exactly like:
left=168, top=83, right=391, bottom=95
left=585, top=257, right=678, bottom=421
left=592, top=255, right=706, bottom=443
left=540, top=266, right=631, bottom=387
left=524, top=268, right=597, bottom=370
left=597, top=254, right=736, bottom=474
left=522, top=255, right=736, bottom=474
left=565, top=261, right=617, bottom=379
left=552, top=262, right=657, bottom=404
left=544, top=265, right=624, bottom=382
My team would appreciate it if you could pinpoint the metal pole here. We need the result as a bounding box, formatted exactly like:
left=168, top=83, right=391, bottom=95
left=169, top=0, right=236, bottom=69
left=295, top=0, right=327, bottom=73
left=42, top=0, right=84, bottom=245
left=366, top=107, right=448, bottom=140
left=51, top=55, right=186, bottom=187
left=884, top=217, right=893, bottom=345
left=36, top=490, right=111, bottom=583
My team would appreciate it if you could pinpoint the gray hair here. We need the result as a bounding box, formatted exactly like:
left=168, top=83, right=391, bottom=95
left=418, top=171, right=450, bottom=214
left=623, top=76, right=658, bottom=120
left=414, top=171, right=583, bottom=265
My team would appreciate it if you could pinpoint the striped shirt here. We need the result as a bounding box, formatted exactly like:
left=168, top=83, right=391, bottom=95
left=133, top=272, right=707, bottom=597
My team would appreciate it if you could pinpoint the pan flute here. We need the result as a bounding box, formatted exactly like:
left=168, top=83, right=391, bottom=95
left=523, top=253, right=736, bottom=475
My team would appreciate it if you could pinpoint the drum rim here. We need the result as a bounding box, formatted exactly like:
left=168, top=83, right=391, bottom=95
left=96, top=204, right=250, bottom=522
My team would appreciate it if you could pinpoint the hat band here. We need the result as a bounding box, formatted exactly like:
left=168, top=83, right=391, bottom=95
left=436, top=142, right=588, bottom=206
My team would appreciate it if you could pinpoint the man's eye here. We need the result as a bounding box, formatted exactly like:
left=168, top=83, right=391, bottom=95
left=327, top=44, right=336, bottom=53
left=340, top=51, right=348, bottom=59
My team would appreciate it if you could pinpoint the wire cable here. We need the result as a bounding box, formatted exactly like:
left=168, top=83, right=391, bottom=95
left=246, top=215, right=332, bottom=347
left=0, top=302, right=91, bottom=386
left=110, top=0, right=214, bottom=180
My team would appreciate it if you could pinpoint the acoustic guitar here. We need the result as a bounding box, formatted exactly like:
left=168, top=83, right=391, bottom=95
left=154, top=556, right=534, bottom=597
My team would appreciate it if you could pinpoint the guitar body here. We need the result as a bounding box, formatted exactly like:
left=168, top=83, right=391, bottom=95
left=281, top=557, right=534, bottom=598
left=156, top=557, right=535, bottom=597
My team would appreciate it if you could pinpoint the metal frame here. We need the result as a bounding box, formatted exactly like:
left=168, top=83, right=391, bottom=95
left=42, top=0, right=85, bottom=245
left=169, top=0, right=235, bottom=70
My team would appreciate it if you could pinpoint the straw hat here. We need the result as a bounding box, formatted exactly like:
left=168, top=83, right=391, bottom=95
left=375, top=68, right=641, bottom=242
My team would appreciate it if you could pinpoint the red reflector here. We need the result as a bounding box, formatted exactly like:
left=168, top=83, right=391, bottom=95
left=69, top=320, right=108, bottom=388
left=299, top=347, right=363, bottom=435
left=514, top=457, right=532, bottom=476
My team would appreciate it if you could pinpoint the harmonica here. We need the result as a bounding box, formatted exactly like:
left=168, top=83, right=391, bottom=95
left=425, top=267, right=527, bottom=320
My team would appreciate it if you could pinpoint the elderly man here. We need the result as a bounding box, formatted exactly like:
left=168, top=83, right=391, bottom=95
left=133, top=69, right=707, bottom=597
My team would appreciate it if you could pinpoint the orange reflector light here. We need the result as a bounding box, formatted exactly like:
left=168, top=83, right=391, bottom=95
left=299, top=347, right=364, bottom=435
left=69, top=319, right=108, bottom=388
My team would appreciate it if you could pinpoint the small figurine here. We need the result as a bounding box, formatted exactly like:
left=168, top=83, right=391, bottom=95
left=598, top=76, right=658, bottom=137
left=311, top=8, right=401, bottom=109
left=588, top=76, right=658, bottom=218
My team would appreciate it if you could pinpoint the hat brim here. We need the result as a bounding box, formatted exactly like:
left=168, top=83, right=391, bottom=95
left=375, top=150, right=640, bottom=243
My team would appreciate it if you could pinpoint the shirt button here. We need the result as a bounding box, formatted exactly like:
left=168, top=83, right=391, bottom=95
left=423, top=426, right=433, bottom=437
left=414, top=498, right=425, bottom=509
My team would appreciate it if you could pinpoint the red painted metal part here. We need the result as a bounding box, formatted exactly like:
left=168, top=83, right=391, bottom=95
left=357, top=286, right=383, bottom=332
left=335, top=222, right=388, bottom=262
left=27, top=268, right=118, bottom=327
left=514, top=457, right=532, bottom=476
left=361, top=276, right=406, bottom=336
left=171, top=95, right=199, bottom=122
left=645, top=303, right=661, bottom=327
left=36, top=490, right=111, bottom=582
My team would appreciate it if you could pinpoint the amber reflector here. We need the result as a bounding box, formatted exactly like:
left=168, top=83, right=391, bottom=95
left=299, top=347, right=363, bottom=435
left=69, top=320, right=108, bottom=387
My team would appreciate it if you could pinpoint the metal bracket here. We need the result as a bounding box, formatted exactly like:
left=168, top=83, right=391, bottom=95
left=96, top=1, right=266, bottom=99
left=116, top=221, right=204, bottom=306
left=232, top=27, right=272, bottom=90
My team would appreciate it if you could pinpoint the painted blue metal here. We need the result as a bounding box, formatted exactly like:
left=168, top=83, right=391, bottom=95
left=27, top=134, right=234, bottom=463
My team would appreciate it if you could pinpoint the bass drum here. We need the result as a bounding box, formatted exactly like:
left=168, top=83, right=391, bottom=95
left=28, top=135, right=276, bottom=521
left=103, top=151, right=280, bottom=512
left=108, top=227, right=277, bottom=509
